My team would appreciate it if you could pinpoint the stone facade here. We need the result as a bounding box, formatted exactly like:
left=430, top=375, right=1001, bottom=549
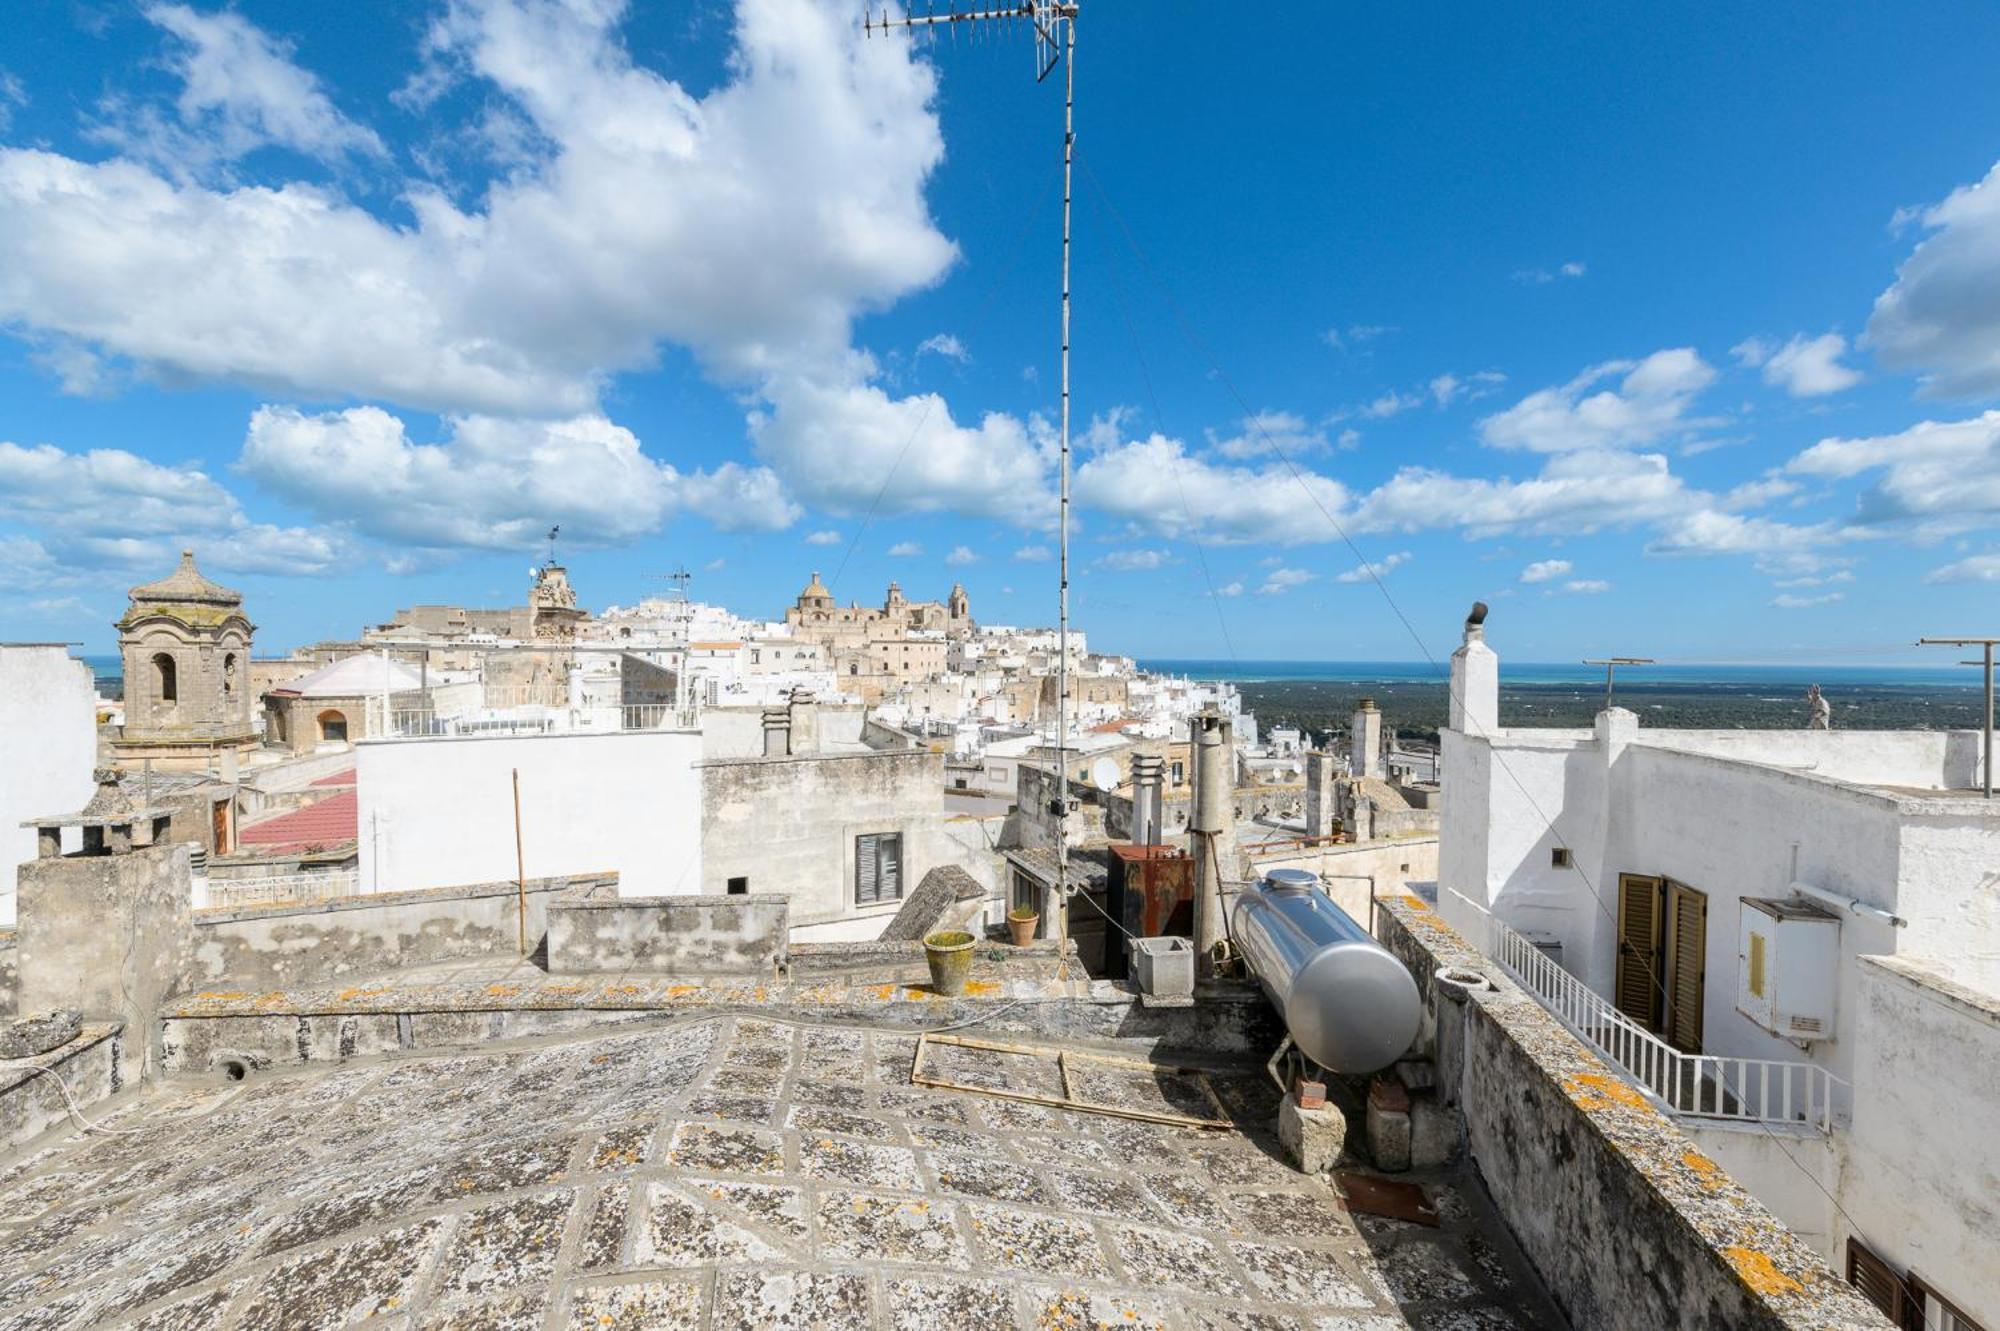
left=113, top=549, right=257, bottom=767
left=784, top=573, right=972, bottom=649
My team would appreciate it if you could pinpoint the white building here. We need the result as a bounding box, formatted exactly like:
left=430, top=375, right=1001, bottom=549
left=1437, top=613, right=1999, bottom=1331
left=0, top=645, right=98, bottom=927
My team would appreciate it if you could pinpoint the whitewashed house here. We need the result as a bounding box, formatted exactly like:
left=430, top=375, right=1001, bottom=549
left=1437, top=611, right=1999, bottom=1331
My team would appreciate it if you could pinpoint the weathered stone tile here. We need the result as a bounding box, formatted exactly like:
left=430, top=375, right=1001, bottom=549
left=929, top=1151, right=1049, bottom=1206
left=1186, top=1137, right=1296, bottom=1186
left=1019, top=1285, right=1177, bottom=1330
left=262, top=1168, right=442, bottom=1255
left=435, top=1191, right=574, bottom=1301
left=589, top=1123, right=656, bottom=1171
left=417, top=1289, right=546, bottom=1330
left=802, top=1027, right=865, bottom=1054
left=1231, top=1239, right=1372, bottom=1307
left=714, top=1269, right=870, bottom=1331
left=787, top=1103, right=896, bottom=1140
left=721, top=1043, right=792, bottom=1072
left=1142, top=1171, right=1241, bottom=1231
left=1018, top=1132, right=1116, bottom=1168
left=815, top=1191, right=969, bottom=1267
left=1417, top=1310, right=1528, bottom=1331
left=871, top=1035, right=921, bottom=1082
left=235, top=1218, right=445, bottom=1330
left=1114, top=1222, right=1242, bottom=1297
left=708, top=1065, right=785, bottom=1095
left=128, top=1278, right=248, bottom=1331
left=0, top=1286, right=106, bottom=1331
left=793, top=1078, right=869, bottom=1110
left=904, top=1121, right=1003, bottom=1154
left=577, top=1182, right=629, bottom=1270
left=666, top=1122, right=785, bottom=1175
left=636, top=1183, right=784, bottom=1266
left=964, top=1204, right=1110, bottom=1280
left=682, top=1178, right=810, bottom=1242
left=1379, top=1239, right=1480, bottom=1304
left=801, top=1137, right=922, bottom=1190
left=682, top=1091, right=780, bottom=1125
left=876, top=1088, right=968, bottom=1124
left=1094, top=1119, right=1196, bottom=1167
left=93, top=1219, right=258, bottom=1321
left=1048, top=1167, right=1155, bottom=1219
left=884, top=1276, right=1013, bottom=1330
left=1227, top=1187, right=1351, bottom=1240
left=564, top=1275, right=705, bottom=1330
left=427, top=1134, right=574, bottom=1202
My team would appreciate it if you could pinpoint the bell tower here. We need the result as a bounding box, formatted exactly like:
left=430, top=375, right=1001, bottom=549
left=113, top=549, right=256, bottom=770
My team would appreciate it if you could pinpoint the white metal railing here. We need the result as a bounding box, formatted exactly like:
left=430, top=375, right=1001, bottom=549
left=385, top=704, right=693, bottom=740
left=203, top=871, right=360, bottom=911
left=1486, top=911, right=1843, bottom=1132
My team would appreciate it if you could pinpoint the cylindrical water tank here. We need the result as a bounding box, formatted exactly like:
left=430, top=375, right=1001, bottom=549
left=1232, top=867, right=1421, bottom=1075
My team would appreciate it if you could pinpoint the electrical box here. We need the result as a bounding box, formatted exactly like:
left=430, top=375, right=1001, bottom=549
left=1737, top=896, right=1840, bottom=1042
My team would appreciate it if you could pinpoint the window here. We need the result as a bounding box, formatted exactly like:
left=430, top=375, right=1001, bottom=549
left=317, top=710, right=349, bottom=744
left=1551, top=846, right=1571, bottom=868
left=154, top=652, right=178, bottom=703
left=1171, top=761, right=1185, bottom=785
left=223, top=652, right=238, bottom=697
left=726, top=876, right=748, bottom=896
left=855, top=832, right=903, bottom=905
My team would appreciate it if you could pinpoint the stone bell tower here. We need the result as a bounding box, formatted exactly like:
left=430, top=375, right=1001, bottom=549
left=113, top=549, right=257, bottom=770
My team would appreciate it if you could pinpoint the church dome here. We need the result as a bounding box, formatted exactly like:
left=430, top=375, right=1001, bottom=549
left=118, top=549, right=250, bottom=631
left=799, top=570, right=833, bottom=603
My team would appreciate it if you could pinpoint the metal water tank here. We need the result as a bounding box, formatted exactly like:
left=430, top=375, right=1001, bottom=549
left=1232, top=867, right=1421, bottom=1075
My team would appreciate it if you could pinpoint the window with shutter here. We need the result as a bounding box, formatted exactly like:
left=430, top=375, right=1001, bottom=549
left=1909, top=1273, right=1987, bottom=1331
left=1846, top=1237, right=1920, bottom=1328
left=1662, top=880, right=1707, bottom=1054
left=1615, top=874, right=1665, bottom=1031
left=855, top=832, right=904, bottom=906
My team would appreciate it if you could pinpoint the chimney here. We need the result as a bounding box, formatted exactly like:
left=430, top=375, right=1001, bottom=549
left=1130, top=753, right=1165, bottom=846
left=1450, top=601, right=1499, bottom=736
left=1305, top=749, right=1336, bottom=839
left=788, top=686, right=819, bottom=755
left=1350, top=699, right=1384, bottom=781
left=762, top=706, right=791, bottom=757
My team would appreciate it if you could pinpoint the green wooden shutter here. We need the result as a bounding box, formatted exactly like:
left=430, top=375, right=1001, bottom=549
left=1615, top=874, right=1664, bottom=1031
left=1662, top=880, right=1707, bottom=1054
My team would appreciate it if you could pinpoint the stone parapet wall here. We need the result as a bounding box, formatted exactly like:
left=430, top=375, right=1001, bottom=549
left=0, top=1023, right=123, bottom=1155
left=0, top=931, right=15, bottom=1018
left=187, top=871, right=617, bottom=991
left=545, top=885, right=788, bottom=977
left=1374, top=894, right=1890, bottom=1331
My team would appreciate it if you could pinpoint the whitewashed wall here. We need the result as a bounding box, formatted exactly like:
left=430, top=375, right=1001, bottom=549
left=356, top=730, right=702, bottom=898
left=0, top=647, right=98, bottom=928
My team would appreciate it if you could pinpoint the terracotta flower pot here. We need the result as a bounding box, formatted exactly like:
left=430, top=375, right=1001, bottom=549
left=1007, top=911, right=1040, bottom=947
left=924, top=930, right=977, bottom=996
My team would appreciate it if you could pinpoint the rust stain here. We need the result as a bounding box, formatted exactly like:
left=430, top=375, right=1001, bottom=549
left=1724, top=1246, right=1804, bottom=1298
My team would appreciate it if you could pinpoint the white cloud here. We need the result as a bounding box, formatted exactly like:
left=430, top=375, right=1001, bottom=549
left=916, top=333, right=968, bottom=363
left=1322, top=324, right=1394, bottom=351
left=1013, top=544, right=1051, bottom=561
left=1217, top=580, right=1243, bottom=597
left=1868, top=160, right=2000, bottom=397
left=1259, top=567, right=1317, bottom=595
left=1519, top=558, right=1572, bottom=584
left=1357, top=449, right=1691, bottom=538
left=0, top=437, right=342, bottom=574
left=1099, top=548, right=1168, bottom=572
left=1924, top=555, right=2000, bottom=584
left=1786, top=410, right=2000, bottom=527
left=1645, top=508, right=1835, bottom=557
left=1334, top=550, right=1411, bottom=583
left=90, top=4, right=386, bottom=180
left=887, top=540, right=922, bottom=557
left=1480, top=349, right=1717, bottom=452
left=1561, top=579, right=1611, bottom=594
left=1361, top=390, right=1424, bottom=420
left=703, top=557, right=725, bottom=571
left=1733, top=332, right=1861, bottom=397
left=1772, top=591, right=1844, bottom=608
left=945, top=544, right=978, bottom=566
left=1073, top=433, right=1350, bottom=546
left=805, top=529, right=842, bottom=545
left=1208, top=411, right=1327, bottom=461
left=1513, top=260, right=1587, bottom=284
left=238, top=405, right=797, bottom=552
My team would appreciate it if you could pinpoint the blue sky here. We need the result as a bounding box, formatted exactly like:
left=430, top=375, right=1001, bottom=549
left=5, top=2, right=2000, bottom=664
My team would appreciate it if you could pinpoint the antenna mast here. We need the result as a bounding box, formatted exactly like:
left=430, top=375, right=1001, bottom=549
left=865, top=1, right=1081, bottom=928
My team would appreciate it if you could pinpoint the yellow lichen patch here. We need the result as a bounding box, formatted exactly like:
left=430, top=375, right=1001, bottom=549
left=195, top=990, right=249, bottom=1001
left=962, top=979, right=1001, bottom=998
left=1724, top=1246, right=1804, bottom=1298
left=665, top=984, right=701, bottom=999
left=868, top=984, right=897, bottom=1002
left=485, top=984, right=521, bottom=998
left=254, top=991, right=289, bottom=1008
left=1680, top=1150, right=1729, bottom=1191
left=1564, top=1072, right=1652, bottom=1113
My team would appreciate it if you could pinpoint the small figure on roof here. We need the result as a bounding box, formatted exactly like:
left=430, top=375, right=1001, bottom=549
left=1805, top=683, right=1831, bottom=730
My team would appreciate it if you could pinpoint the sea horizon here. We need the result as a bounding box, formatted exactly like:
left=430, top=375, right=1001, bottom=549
left=1136, top=657, right=1983, bottom=690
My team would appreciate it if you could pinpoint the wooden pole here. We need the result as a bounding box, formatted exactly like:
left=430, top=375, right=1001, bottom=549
left=512, top=768, right=527, bottom=955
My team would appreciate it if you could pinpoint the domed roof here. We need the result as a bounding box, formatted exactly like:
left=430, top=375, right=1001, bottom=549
left=799, top=570, right=832, bottom=601
left=129, top=550, right=241, bottom=606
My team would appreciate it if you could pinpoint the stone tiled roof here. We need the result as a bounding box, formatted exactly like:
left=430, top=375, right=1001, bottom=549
left=236, top=790, right=357, bottom=851
left=127, top=549, right=241, bottom=605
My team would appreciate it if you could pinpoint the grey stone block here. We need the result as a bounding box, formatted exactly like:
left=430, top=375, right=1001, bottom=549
left=1277, top=1092, right=1347, bottom=1174
left=0, top=1009, right=82, bottom=1059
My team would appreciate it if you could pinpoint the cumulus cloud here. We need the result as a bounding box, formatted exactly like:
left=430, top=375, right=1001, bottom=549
left=916, top=333, right=968, bottom=363
left=1786, top=410, right=2000, bottom=528
left=887, top=540, right=922, bottom=557
left=1732, top=332, right=1862, bottom=397
left=945, top=544, right=978, bottom=565
left=1868, top=160, right=2000, bottom=397
left=1513, top=260, right=1587, bottom=284
left=1217, top=580, right=1243, bottom=597
left=1519, top=559, right=1572, bottom=584
left=239, top=405, right=797, bottom=551
left=1480, top=349, right=1717, bottom=452
left=1561, top=579, right=1611, bottom=594
left=1924, top=554, right=2000, bottom=584
left=805, top=529, right=842, bottom=545
left=1772, top=591, right=1844, bottom=608
left=1013, top=544, right=1051, bottom=561
left=1322, top=324, right=1394, bottom=351
left=1259, top=567, right=1317, bottom=595
left=1098, top=548, right=1168, bottom=572
left=1334, top=551, right=1411, bottom=583
left=0, top=437, right=342, bottom=574
left=1073, top=433, right=1350, bottom=546
left=1207, top=411, right=1330, bottom=462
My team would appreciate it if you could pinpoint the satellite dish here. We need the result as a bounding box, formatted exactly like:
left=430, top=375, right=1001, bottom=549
left=1091, top=757, right=1121, bottom=792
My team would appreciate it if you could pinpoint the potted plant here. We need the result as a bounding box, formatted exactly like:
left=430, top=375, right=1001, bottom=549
left=923, top=930, right=977, bottom=996
left=1006, top=905, right=1040, bottom=947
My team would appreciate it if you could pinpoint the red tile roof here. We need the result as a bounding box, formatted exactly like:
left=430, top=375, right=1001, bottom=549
left=238, top=790, right=357, bottom=851
left=310, top=768, right=357, bottom=787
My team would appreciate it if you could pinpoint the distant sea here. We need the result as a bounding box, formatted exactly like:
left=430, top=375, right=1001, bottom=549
left=1137, top=658, right=1979, bottom=690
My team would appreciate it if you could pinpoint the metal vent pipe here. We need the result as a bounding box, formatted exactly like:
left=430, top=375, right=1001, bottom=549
left=1232, top=868, right=1421, bottom=1075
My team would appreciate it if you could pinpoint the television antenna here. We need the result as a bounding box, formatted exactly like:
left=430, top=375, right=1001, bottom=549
left=644, top=566, right=694, bottom=603
left=545, top=525, right=561, bottom=565
left=1582, top=657, right=1654, bottom=712
left=1919, top=636, right=1998, bottom=798
left=864, top=1, right=1081, bottom=915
